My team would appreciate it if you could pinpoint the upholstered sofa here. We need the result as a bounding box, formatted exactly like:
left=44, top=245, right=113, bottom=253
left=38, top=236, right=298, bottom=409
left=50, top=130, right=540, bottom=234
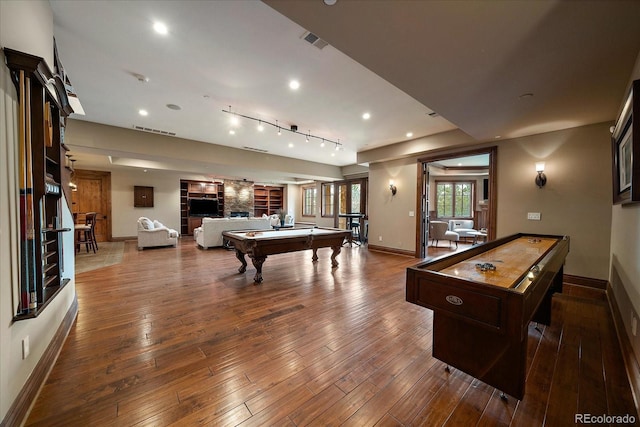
left=194, top=217, right=271, bottom=249
left=137, top=217, right=179, bottom=249
left=448, top=219, right=477, bottom=239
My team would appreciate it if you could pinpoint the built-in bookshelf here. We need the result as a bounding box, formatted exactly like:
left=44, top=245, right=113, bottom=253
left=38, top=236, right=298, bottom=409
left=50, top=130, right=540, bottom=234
left=254, top=186, right=283, bottom=217
left=180, top=180, right=224, bottom=235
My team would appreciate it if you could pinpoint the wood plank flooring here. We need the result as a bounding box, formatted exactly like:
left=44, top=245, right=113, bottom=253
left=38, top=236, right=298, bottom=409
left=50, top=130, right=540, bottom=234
left=25, top=239, right=637, bottom=426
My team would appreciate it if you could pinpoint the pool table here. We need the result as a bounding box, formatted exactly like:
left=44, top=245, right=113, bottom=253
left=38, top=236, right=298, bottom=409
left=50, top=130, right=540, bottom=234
left=406, top=233, right=569, bottom=400
left=222, top=227, right=352, bottom=283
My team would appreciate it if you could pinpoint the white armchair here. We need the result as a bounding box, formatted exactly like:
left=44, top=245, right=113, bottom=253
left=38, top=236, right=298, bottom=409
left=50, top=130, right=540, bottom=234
left=284, top=214, right=294, bottom=226
left=430, top=221, right=459, bottom=248
left=137, top=217, right=179, bottom=249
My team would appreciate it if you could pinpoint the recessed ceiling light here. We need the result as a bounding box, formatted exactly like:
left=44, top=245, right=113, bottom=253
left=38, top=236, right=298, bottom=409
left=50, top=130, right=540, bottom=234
left=229, top=129, right=235, bottom=135
left=362, top=112, right=371, bottom=120
left=138, top=109, right=148, bottom=116
left=331, top=152, right=335, bottom=157
left=166, top=104, right=181, bottom=110
left=257, top=122, right=264, bottom=132
left=495, top=135, right=502, bottom=139
left=153, top=22, right=168, bottom=35
left=288, top=142, right=294, bottom=148
left=406, top=132, right=413, bottom=138
left=324, top=0, right=337, bottom=5
left=289, top=80, right=300, bottom=90
left=519, top=93, right=533, bottom=99
left=230, top=116, right=239, bottom=126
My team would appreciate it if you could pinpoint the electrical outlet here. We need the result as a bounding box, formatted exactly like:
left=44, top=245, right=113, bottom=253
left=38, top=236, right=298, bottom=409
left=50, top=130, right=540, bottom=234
left=22, top=336, right=30, bottom=359
left=378, top=236, right=383, bottom=241
left=527, top=212, right=541, bottom=220
left=409, top=211, right=415, bottom=217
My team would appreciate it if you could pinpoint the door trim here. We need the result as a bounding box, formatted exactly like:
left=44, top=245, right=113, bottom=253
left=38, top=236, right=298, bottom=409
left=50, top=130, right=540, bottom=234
left=415, top=146, right=497, bottom=258
left=73, top=169, right=112, bottom=241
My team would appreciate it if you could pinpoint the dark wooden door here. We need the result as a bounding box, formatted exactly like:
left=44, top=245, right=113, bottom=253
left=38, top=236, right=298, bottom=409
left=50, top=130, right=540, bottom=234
left=71, top=169, right=111, bottom=242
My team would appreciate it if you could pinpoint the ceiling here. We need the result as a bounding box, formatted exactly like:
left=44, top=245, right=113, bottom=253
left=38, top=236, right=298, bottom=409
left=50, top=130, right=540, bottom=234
left=50, top=0, right=640, bottom=178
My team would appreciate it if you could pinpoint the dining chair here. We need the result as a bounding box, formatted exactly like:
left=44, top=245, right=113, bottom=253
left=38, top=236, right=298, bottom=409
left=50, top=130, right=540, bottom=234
left=77, top=212, right=98, bottom=253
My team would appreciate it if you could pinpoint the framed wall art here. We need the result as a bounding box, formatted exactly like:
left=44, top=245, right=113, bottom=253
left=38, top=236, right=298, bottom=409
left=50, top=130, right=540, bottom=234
left=612, top=79, right=640, bottom=205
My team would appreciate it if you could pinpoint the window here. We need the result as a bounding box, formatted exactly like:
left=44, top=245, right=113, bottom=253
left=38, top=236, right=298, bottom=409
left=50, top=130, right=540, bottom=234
left=321, top=183, right=334, bottom=217
left=302, top=185, right=317, bottom=216
left=436, top=181, right=474, bottom=218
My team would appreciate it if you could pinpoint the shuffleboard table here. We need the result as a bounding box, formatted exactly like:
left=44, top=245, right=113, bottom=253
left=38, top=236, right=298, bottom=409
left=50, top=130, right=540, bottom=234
left=223, top=227, right=351, bottom=283
left=406, top=233, right=569, bottom=400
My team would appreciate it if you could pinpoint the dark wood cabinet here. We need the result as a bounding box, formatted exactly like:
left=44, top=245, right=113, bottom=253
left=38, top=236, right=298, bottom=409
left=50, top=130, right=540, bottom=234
left=5, top=48, right=74, bottom=319
left=180, top=179, right=224, bottom=235
left=134, top=186, right=154, bottom=207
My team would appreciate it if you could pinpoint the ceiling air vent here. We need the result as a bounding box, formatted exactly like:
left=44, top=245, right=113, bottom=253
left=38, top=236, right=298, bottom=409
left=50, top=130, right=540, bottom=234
left=301, top=31, right=329, bottom=50
left=242, top=146, right=269, bottom=153
left=133, top=125, right=176, bottom=136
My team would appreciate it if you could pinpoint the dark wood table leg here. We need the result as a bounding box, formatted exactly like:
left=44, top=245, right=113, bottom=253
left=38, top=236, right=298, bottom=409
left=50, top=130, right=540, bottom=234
left=235, top=250, right=247, bottom=273
left=250, top=256, right=266, bottom=283
left=312, top=248, right=319, bottom=262
left=330, top=245, right=341, bottom=267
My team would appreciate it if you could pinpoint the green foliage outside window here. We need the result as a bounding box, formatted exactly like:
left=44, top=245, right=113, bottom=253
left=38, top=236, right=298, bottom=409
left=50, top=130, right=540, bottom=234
left=436, top=181, right=473, bottom=218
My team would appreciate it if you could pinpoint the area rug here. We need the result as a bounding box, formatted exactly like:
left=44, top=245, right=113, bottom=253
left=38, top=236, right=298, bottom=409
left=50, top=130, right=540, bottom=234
left=75, top=241, right=125, bottom=274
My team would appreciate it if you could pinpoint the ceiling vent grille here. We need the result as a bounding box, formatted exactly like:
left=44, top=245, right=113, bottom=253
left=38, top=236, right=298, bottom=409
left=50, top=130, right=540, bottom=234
left=242, top=146, right=269, bottom=153
left=301, top=31, right=329, bottom=50
left=133, top=125, right=176, bottom=136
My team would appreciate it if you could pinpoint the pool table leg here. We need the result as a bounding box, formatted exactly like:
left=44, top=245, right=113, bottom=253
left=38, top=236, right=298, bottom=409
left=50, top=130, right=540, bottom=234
left=312, top=248, right=319, bottom=262
left=251, top=256, right=266, bottom=283
left=330, top=245, right=341, bottom=268
left=235, top=250, right=247, bottom=273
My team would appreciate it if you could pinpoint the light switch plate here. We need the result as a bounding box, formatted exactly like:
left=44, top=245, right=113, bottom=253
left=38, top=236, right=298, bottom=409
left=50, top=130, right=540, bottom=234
left=527, top=212, right=541, bottom=220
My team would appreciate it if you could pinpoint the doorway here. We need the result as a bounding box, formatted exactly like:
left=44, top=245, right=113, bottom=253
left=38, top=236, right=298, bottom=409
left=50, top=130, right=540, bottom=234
left=71, top=169, right=112, bottom=242
left=416, top=147, right=497, bottom=258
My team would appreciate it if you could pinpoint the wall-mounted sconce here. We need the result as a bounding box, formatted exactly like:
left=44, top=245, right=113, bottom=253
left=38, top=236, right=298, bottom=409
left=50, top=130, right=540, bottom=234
left=389, top=179, right=397, bottom=195
left=535, top=162, right=547, bottom=188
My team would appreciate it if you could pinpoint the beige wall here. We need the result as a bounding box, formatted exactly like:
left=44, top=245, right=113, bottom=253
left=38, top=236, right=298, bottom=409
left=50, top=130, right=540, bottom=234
left=496, top=123, right=612, bottom=279
left=67, top=120, right=344, bottom=183
left=369, top=157, right=418, bottom=250
left=110, top=169, right=184, bottom=237
left=368, top=122, right=613, bottom=279
left=610, top=52, right=640, bottom=369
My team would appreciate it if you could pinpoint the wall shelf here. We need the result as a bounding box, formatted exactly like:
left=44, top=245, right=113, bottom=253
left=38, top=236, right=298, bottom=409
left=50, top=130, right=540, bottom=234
left=5, top=48, right=74, bottom=319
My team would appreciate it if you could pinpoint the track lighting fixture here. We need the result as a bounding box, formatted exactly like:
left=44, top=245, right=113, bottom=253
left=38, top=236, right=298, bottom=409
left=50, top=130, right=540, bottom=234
left=222, top=107, right=343, bottom=150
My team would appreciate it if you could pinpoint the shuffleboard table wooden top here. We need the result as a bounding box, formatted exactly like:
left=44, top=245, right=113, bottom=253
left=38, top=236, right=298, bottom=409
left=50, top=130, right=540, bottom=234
left=437, top=236, right=559, bottom=289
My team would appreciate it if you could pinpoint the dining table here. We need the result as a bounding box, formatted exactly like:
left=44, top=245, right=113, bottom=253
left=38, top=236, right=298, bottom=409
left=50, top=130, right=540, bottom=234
left=338, top=213, right=365, bottom=246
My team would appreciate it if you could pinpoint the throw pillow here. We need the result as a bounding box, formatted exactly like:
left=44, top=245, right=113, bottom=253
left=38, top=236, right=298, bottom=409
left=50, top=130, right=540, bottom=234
left=153, top=220, right=164, bottom=229
left=139, top=217, right=154, bottom=230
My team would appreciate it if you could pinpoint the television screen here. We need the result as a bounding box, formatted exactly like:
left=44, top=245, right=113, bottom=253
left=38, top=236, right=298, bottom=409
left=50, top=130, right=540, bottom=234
left=189, top=198, right=218, bottom=216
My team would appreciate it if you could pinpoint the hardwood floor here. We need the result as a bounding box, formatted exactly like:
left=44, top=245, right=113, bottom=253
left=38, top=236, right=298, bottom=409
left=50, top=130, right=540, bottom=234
left=25, top=239, right=636, bottom=426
